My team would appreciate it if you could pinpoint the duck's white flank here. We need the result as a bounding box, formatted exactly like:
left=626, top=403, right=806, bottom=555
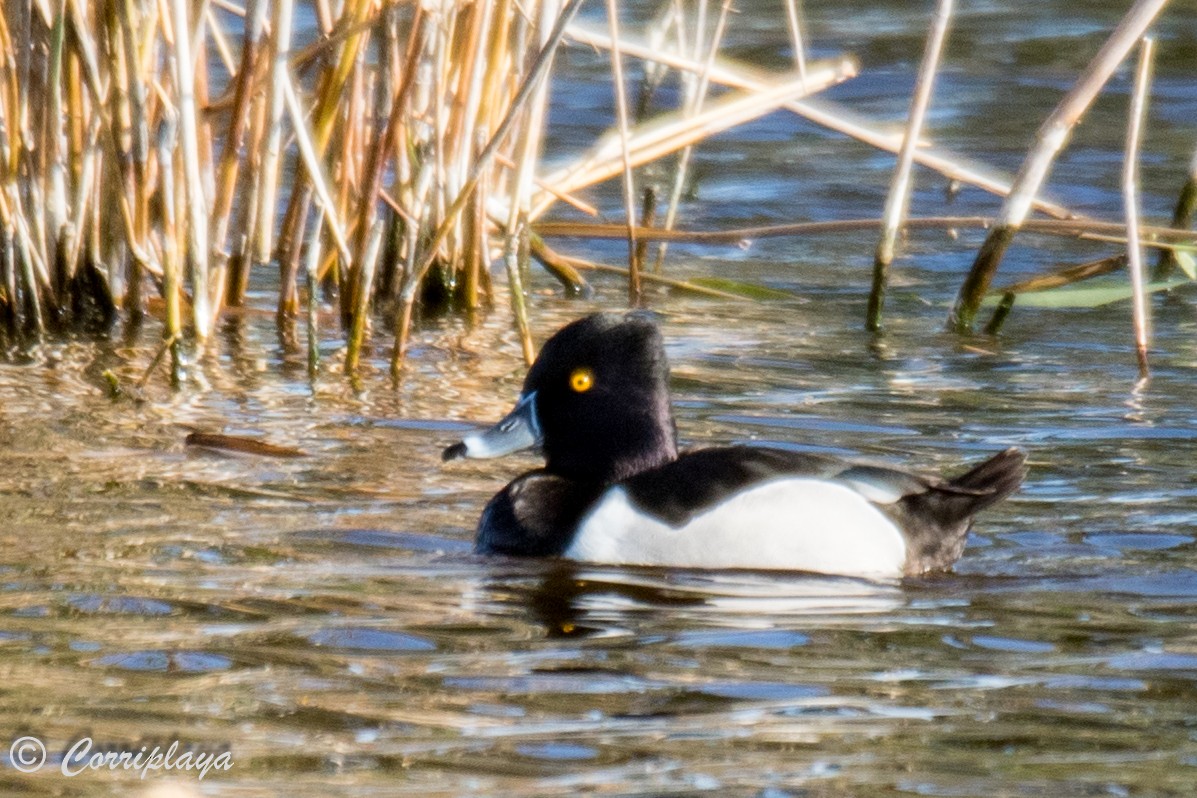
left=563, top=478, right=907, bottom=577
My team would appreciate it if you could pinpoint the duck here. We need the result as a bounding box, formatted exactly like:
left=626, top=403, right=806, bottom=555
left=443, top=312, right=1026, bottom=578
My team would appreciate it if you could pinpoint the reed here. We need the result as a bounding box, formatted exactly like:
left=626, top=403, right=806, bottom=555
left=867, top=0, right=953, bottom=332
left=2, top=0, right=625, bottom=378
left=0, top=0, right=1190, bottom=387
left=946, top=0, right=1171, bottom=334
left=1123, top=37, right=1155, bottom=381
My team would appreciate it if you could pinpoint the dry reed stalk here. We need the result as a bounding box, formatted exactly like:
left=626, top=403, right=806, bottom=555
left=355, top=6, right=426, bottom=306
left=209, top=0, right=267, bottom=312
left=392, top=0, right=586, bottom=372
left=157, top=115, right=183, bottom=386
left=994, top=254, right=1130, bottom=296
left=253, top=0, right=293, bottom=267
left=500, top=141, right=536, bottom=366
left=114, top=0, right=155, bottom=323
left=345, top=219, right=383, bottom=376
left=783, top=0, right=807, bottom=79
left=867, top=0, right=953, bottom=332
left=305, top=209, right=324, bottom=377
left=281, top=73, right=353, bottom=267
left=46, top=5, right=68, bottom=294
left=532, top=64, right=851, bottom=218
left=634, top=186, right=655, bottom=275
left=653, top=0, right=732, bottom=274
left=1124, top=37, right=1155, bottom=380
left=947, top=0, right=1170, bottom=333
left=498, top=4, right=537, bottom=363
left=204, top=4, right=237, bottom=74
left=355, top=6, right=425, bottom=295
left=531, top=235, right=752, bottom=300
left=167, top=0, right=211, bottom=342
left=280, top=0, right=373, bottom=320
left=566, top=24, right=1077, bottom=220
left=500, top=1, right=561, bottom=361
left=533, top=215, right=1197, bottom=246
left=228, top=79, right=268, bottom=306
left=63, top=119, right=99, bottom=290
left=604, top=0, right=642, bottom=305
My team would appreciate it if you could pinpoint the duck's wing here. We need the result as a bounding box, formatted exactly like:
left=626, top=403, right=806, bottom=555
left=621, top=445, right=1026, bottom=575
left=621, top=446, right=943, bottom=526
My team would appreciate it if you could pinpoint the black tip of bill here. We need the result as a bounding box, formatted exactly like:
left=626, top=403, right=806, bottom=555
left=443, top=442, right=468, bottom=461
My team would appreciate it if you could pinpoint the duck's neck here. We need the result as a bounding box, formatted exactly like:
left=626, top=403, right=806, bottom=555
left=546, top=402, right=678, bottom=484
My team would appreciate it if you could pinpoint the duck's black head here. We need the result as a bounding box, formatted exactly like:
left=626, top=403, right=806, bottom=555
left=444, top=312, right=678, bottom=483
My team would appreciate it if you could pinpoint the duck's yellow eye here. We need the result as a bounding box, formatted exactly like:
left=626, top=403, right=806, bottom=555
left=569, top=367, right=594, bottom=393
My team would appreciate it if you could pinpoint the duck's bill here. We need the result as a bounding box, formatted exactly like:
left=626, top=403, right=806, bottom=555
left=443, top=392, right=541, bottom=461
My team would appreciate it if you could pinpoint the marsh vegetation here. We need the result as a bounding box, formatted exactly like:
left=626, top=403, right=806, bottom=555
left=2, top=0, right=1193, bottom=387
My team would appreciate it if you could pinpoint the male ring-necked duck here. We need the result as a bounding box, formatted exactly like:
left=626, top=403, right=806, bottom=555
left=444, top=312, right=1026, bottom=578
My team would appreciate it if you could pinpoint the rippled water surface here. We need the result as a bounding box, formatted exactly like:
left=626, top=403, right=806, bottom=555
left=3, top=2, right=1197, bottom=796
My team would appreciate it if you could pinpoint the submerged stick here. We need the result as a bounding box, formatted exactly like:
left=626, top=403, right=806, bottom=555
left=867, top=0, right=953, bottom=332
left=1123, top=38, right=1154, bottom=380
left=185, top=431, right=306, bottom=458
left=946, top=0, right=1170, bottom=333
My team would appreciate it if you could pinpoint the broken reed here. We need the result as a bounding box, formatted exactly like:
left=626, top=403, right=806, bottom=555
left=0, top=0, right=576, bottom=376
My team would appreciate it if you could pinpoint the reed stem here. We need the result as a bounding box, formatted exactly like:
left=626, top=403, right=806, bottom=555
left=867, top=0, right=953, bottom=332
left=947, top=0, right=1170, bottom=333
left=1123, top=37, right=1155, bottom=381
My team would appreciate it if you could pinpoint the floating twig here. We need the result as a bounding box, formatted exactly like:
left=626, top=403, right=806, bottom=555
left=185, top=431, right=307, bottom=458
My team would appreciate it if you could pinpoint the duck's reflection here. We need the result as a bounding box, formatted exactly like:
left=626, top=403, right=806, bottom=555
left=480, top=560, right=907, bottom=639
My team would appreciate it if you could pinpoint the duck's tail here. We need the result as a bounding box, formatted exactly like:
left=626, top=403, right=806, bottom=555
left=943, top=447, right=1028, bottom=514
left=893, top=448, right=1028, bottom=575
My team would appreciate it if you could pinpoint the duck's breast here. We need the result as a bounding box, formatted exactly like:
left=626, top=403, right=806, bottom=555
left=564, top=478, right=907, bottom=577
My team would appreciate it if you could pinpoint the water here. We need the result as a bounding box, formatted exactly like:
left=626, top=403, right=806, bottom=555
left=3, top=2, right=1197, bottom=795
